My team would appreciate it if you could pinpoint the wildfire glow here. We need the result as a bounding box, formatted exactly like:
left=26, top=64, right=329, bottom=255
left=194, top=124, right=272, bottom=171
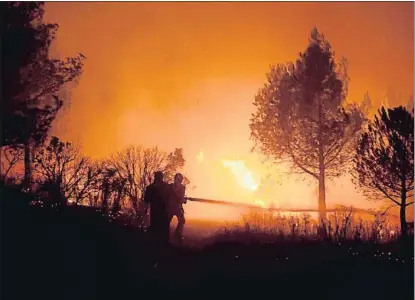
left=254, top=199, right=267, bottom=208
left=221, top=159, right=259, bottom=191
left=43, top=2, right=414, bottom=223
left=196, top=150, right=204, bottom=163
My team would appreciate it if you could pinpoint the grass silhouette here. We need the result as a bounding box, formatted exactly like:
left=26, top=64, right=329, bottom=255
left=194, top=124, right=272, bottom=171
left=2, top=185, right=413, bottom=300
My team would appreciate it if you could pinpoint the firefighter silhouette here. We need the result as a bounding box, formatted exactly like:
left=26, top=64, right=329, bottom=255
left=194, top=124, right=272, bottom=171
left=143, top=171, right=170, bottom=245
left=168, top=173, right=186, bottom=243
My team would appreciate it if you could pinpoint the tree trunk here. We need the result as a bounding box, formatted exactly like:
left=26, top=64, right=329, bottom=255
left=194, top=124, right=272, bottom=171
left=22, top=141, right=32, bottom=192
left=102, top=187, right=109, bottom=212
left=317, top=101, right=327, bottom=231
left=318, top=146, right=327, bottom=226
left=400, top=205, right=407, bottom=237
left=131, top=195, right=139, bottom=215
left=56, top=175, right=66, bottom=206
left=112, top=192, right=122, bottom=213
left=318, top=168, right=327, bottom=223
left=400, top=183, right=407, bottom=238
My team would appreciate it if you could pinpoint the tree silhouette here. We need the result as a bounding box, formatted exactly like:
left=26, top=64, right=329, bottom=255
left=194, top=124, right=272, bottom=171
left=353, top=106, right=414, bottom=237
left=32, top=136, right=95, bottom=206
left=164, top=148, right=188, bottom=183
left=71, top=161, right=103, bottom=205
left=250, top=28, right=366, bottom=225
left=0, top=146, right=24, bottom=183
left=1, top=2, right=85, bottom=190
left=95, top=165, right=126, bottom=213
left=106, top=145, right=187, bottom=214
left=99, top=167, right=117, bottom=212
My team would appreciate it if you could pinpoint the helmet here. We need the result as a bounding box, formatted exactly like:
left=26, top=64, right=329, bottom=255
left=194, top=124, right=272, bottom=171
left=154, top=171, right=163, bottom=182
left=174, top=173, right=184, bottom=183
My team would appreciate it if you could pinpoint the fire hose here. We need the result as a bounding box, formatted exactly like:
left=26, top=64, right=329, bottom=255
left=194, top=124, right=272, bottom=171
left=184, top=196, right=396, bottom=217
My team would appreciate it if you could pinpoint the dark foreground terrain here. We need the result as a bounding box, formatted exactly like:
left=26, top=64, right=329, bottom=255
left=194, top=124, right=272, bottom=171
left=2, top=193, right=414, bottom=300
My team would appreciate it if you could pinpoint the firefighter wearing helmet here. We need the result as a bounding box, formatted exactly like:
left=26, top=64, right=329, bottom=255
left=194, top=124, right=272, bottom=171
left=143, top=171, right=170, bottom=245
left=168, top=173, right=187, bottom=243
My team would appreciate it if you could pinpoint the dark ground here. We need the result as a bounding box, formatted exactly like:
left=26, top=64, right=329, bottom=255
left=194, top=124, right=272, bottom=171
left=1, top=191, right=414, bottom=300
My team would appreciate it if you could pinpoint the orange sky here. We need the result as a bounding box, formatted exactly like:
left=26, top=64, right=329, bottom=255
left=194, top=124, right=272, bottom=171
left=44, top=2, right=414, bottom=221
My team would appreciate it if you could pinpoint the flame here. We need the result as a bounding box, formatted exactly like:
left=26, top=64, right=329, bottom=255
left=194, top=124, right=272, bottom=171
left=254, top=199, right=267, bottom=208
left=221, top=159, right=259, bottom=191
left=196, top=150, right=204, bottom=163
left=381, top=95, right=390, bottom=109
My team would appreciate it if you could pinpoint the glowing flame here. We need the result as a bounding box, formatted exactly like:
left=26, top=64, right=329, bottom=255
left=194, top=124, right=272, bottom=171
left=221, top=159, right=259, bottom=191
left=381, top=95, right=390, bottom=109
left=254, top=199, right=267, bottom=208
left=196, top=150, right=204, bottom=163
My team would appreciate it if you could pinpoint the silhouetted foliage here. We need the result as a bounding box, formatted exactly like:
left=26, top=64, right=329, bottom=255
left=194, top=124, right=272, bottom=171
left=106, top=145, right=187, bottom=214
left=353, top=106, right=414, bottom=237
left=72, top=161, right=103, bottom=205
left=3, top=187, right=412, bottom=300
left=217, top=207, right=403, bottom=244
left=98, top=165, right=127, bottom=213
left=1, top=2, right=85, bottom=189
left=32, top=136, right=99, bottom=206
left=250, top=28, right=367, bottom=224
left=0, top=146, right=24, bottom=182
